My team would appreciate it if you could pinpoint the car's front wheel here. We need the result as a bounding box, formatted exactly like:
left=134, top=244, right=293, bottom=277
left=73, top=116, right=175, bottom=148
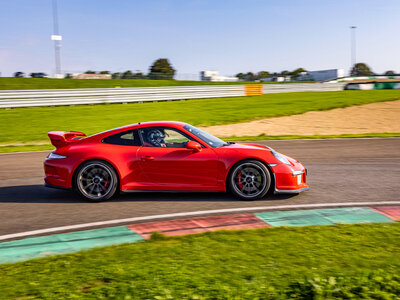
left=228, top=160, right=271, bottom=200
left=75, top=160, right=118, bottom=202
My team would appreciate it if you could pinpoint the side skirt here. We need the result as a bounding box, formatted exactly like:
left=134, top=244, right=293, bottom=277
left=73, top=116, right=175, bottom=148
left=44, top=183, right=71, bottom=191
left=120, top=190, right=226, bottom=194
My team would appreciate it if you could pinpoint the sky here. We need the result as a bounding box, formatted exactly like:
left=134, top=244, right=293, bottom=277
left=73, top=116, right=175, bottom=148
left=0, top=0, right=399, bottom=78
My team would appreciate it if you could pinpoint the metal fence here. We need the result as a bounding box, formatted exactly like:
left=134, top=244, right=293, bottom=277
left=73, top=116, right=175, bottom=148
left=0, top=83, right=346, bottom=108
left=262, top=82, right=346, bottom=93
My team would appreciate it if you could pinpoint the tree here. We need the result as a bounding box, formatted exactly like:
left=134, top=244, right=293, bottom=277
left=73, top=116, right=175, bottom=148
left=99, top=71, right=110, bottom=74
left=244, top=72, right=257, bottom=81
left=257, top=71, right=270, bottom=79
left=30, top=72, right=47, bottom=78
left=121, top=70, right=134, bottom=79
left=235, top=73, right=246, bottom=80
left=132, top=71, right=147, bottom=79
left=65, top=73, right=73, bottom=79
left=350, top=63, right=373, bottom=76
left=148, top=58, right=175, bottom=80
left=14, top=72, right=25, bottom=77
left=384, top=70, right=395, bottom=75
left=84, top=70, right=96, bottom=74
left=291, top=68, right=307, bottom=76
left=112, top=72, right=121, bottom=79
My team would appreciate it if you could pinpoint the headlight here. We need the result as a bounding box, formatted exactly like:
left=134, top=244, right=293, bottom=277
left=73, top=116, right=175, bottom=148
left=47, top=152, right=67, bottom=159
left=271, top=151, right=291, bottom=165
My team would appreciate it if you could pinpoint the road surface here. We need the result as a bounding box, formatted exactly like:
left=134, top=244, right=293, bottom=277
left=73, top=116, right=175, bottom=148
left=0, top=138, right=399, bottom=236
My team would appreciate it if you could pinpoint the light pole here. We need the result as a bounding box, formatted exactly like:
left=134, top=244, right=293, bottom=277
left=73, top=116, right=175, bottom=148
left=350, top=26, right=357, bottom=73
left=51, top=0, right=62, bottom=78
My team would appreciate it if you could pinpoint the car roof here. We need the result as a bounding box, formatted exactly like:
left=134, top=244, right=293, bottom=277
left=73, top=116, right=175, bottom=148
left=90, top=121, right=188, bottom=140
left=135, top=121, right=187, bottom=128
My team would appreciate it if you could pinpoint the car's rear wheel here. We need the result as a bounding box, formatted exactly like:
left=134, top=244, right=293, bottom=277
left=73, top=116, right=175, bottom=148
left=75, top=160, right=118, bottom=202
left=228, top=160, right=271, bottom=200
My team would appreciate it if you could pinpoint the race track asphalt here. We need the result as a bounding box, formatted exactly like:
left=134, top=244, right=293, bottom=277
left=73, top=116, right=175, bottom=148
left=0, top=138, right=399, bottom=236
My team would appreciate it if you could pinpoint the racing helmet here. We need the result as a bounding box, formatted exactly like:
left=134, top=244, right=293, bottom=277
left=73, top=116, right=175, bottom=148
left=146, top=128, right=166, bottom=147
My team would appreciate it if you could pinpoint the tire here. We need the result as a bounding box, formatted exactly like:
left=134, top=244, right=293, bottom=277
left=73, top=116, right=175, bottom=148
left=74, top=160, right=118, bottom=202
left=227, top=160, right=271, bottom=200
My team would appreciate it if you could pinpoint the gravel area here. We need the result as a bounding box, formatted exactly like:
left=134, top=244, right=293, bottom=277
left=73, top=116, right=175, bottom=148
left=202, top=100, right=400, bottom=137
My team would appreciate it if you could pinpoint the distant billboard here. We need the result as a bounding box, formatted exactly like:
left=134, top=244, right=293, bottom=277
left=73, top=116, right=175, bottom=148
left=51, top=35, right=62, bottom=41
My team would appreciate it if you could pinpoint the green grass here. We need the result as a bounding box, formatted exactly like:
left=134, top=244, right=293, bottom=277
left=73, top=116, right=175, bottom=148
left=1, top=90, right=400, bottom=145
left=0, top=144, right=53, bottom=153
left=1, top=133, right=400, bottom=153
left=0, top=77, right=264, bottom=90
left=0, top=223, right=399, bottom=299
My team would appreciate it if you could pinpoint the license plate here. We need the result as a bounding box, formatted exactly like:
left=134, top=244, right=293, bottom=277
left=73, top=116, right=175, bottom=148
left=297, top=175, right=302, bottom=185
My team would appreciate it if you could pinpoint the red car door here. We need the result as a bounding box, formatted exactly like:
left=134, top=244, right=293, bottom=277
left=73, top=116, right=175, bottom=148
left=136, top=127, right=219, bottom=190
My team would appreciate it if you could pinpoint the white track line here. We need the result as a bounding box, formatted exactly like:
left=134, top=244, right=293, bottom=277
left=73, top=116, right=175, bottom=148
left=1, top=201, right=399, bottom=241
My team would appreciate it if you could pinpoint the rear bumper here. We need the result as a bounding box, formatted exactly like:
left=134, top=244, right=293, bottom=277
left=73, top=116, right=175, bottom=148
left=44, top=159, right=73, bottom=189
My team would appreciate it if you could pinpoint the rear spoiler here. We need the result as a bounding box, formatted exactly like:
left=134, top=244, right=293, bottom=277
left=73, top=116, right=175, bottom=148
left=48, top=131, right=87, bottom=148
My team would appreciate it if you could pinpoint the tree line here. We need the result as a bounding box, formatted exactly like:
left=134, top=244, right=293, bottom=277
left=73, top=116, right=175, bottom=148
left=236, top=63, right=398, bottom=81
left=235, top=68, right=307, bottom=81
left=71, top=58, right=175, bottom=80
left=350, top=63, right=396, bottom=76
left=12, top=60, right=398, bottom=80
left=14, top=58, right=176, bottom=80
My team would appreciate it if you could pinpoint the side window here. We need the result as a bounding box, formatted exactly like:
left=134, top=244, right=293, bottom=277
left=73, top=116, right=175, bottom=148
left=164, top=129, right=190, bottom=144
left=103, top=129, right=141, bottom=146
left=139, top=127, right=194, bottom=148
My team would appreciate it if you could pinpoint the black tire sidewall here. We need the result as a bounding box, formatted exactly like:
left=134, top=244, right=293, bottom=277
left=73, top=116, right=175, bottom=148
left=74, top=160, right=118, bottom=202
left=228, top=160, right=271, bottom=200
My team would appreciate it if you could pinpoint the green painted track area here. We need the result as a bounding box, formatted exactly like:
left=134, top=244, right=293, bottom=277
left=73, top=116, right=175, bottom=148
left=255, top=207, right=393, bottom=227
left=0, top=206, right=398, bottom=264
left=0, top=226, right=143, bottom=263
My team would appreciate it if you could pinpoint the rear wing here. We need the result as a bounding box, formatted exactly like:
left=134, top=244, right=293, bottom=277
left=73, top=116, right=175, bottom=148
left=48, top=131, right=87, bottom=148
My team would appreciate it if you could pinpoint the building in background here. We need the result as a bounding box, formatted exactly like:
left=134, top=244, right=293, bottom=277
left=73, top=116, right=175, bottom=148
left=260, top=76, right=292, bottom=82
left=72, top=73, right=112, bottom=79
left=200, top=71, right=238, bottom=82
left=298, top=69, right=345, bottom=81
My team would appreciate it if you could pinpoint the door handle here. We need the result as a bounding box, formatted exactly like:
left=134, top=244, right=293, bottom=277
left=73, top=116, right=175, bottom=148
left=141, top=155, right=154, bottom=161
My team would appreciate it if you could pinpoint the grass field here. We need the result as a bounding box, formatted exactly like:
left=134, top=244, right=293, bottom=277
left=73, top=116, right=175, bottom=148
left=0, top=223, right=399, bottom=299
left=0, top=77, right=264, bottom=90
left=1, top=89, right=400, bottom=145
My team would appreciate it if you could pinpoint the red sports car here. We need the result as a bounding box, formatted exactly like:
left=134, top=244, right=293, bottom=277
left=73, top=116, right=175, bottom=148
left=44, top=121, right=308, bottom=201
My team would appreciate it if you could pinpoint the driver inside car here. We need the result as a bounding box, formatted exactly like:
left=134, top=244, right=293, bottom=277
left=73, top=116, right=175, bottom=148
left=141, top=128, right=189, bottom=148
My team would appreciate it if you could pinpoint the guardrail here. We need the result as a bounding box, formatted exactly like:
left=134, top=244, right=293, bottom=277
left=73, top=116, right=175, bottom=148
left=0, top=83, right=346, bottom=108
left=263, top=82, right=346, bottom=93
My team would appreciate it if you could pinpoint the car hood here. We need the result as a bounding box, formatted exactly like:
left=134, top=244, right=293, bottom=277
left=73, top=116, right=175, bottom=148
left=219, top=142, right=301, bottom=166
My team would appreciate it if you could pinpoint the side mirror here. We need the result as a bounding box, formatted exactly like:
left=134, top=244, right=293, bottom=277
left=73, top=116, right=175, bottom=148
left=186, top=141, right=202, bottom=152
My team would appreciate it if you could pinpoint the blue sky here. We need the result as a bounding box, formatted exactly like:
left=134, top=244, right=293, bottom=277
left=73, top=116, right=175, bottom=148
left=0, top=0, right=399, bottom=78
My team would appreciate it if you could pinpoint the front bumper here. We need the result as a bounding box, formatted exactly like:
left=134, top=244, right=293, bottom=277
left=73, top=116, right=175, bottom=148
left=269, top=163, right=309, bottom=194
left=275, top=187, right=309, bottom=194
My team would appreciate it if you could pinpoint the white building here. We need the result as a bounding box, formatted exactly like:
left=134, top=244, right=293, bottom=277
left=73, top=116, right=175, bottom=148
left=200, top=71, right=238, bottom=82
left=261, top=76, right=291, bottom=82
left=298, top=69, right=344, bottom=81
left=72, top=73, right=112, bottom=79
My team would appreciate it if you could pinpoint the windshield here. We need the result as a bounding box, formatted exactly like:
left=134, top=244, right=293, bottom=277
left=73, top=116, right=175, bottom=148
left=183, top=124, right=227, bottom=148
